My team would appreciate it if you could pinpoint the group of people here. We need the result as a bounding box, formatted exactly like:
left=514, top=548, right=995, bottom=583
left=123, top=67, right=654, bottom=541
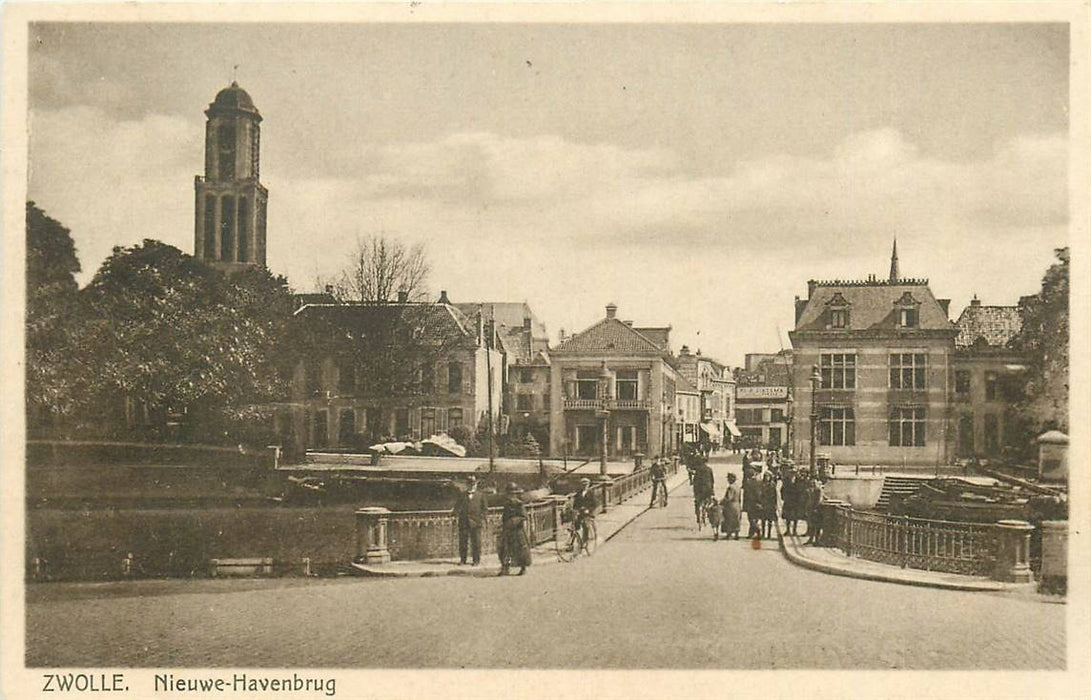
left=692, top=448, right=826, bottom=543
left=453, top=474, right=602, bottom=577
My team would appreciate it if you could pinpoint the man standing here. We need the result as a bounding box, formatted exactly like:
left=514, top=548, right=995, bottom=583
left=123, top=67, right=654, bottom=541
left=692, top=457, right=715, bottom=526
left=453, top=474, right=488, bottom=565
left=649, top=458, right=668, bottom=507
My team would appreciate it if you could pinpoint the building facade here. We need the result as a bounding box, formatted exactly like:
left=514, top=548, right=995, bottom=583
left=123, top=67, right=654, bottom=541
left=288, top=302, right=503, bottom=452
left=548, top=303, right=677, bottom=460
left=671, top=346, right=734, bottom=448
left=788, top=245, right=958, bottom=467
left=194, top=82, right=269, bottom=272
left=952, top=297, right=1026, bottom=459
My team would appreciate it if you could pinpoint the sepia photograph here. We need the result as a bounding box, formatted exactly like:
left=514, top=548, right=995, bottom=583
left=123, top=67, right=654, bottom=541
left=3, top=3, right=1087, bottom=697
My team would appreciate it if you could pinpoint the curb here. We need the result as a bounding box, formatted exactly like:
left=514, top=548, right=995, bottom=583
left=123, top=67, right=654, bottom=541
left=353, top=471, right=691, bottom=578
left=775, top=520, right=1035, bottom=593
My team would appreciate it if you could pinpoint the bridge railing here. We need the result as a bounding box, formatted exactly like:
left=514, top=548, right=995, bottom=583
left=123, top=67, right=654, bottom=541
left=820, top=501, right=1034, bottom=582
left=358, top=457, right=679, bottom=564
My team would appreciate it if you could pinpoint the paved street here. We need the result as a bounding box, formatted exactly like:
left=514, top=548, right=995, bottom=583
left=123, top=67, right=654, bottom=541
left=26, top=455, right=1064, bottom=669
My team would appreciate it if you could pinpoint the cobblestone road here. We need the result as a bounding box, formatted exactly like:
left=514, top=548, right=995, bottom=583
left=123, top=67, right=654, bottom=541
left=26, top=456, right=1064, bottom=669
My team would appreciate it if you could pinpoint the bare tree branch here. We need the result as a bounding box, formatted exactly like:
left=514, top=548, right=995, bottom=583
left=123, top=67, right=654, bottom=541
left=335, top=234, right=431, bottom=303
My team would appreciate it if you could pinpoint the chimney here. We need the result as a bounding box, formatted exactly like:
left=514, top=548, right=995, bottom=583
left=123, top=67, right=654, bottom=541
left=397, top=289, right=409, bottom=304
left=523, top=316, right=532, bottom=330
left=559, top=328, right=566, bottom=343
left=970, top=294, right=981, bottom=307
left=807, top=280, right=817, bottom=298
left=324, top=284, right=334, bottom=295
left=605, top=302, right=618, bottom=319
left=680, top=345, right=691, bottom=356
left=438, top=290, right=450, bottom=304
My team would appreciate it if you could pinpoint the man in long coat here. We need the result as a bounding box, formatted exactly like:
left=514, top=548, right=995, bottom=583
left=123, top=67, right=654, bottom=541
left=743, top=474, right=763, bottom=538
left=453, top=474, right=488, bottom=565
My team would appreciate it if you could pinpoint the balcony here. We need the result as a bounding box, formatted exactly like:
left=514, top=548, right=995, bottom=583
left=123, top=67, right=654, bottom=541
left=563, top=398, right=651, bottom=411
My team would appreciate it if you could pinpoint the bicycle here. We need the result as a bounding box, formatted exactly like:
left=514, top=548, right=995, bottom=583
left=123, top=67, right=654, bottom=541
left=556, top=513, right=598, bottom=562
left=650, top=479, right=668, bottom=508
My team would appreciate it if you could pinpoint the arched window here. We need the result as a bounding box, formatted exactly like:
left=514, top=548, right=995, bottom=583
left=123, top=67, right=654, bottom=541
left=237, top=197, right=249, bottom=262
left=203, top=194, right=216, bottom=260
left=220, top=195, right=235, bottom=261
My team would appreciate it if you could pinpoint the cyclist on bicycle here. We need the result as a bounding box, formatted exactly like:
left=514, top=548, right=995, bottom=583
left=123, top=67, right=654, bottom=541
left=572, top=477, right=597, bottom=545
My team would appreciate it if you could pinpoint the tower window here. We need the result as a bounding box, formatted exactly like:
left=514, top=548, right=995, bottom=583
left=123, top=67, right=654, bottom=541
left=220, top=195, right=235, bottom=262
left=237, top=197, right=249, bottom=262
left=203, top=194, right=216, bottom=260
left=218, top=124, right=236, bottom=180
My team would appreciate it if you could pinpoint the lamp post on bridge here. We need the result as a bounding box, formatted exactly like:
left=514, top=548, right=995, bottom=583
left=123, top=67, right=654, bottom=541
left=809, top=364, right=821, bottom=478
left=784, top=390, right=794, bottom=462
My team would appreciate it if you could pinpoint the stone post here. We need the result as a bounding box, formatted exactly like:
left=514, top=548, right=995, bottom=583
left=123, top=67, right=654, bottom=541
left=599, top=479, right=614, bottom=514
left=355, top=507, right=392, bottom=564
left=1039, top=520, right=1067, bottom=593
left=549, top=495, right=569, bottom=540
left=992, top=519, right=1035, bottom=583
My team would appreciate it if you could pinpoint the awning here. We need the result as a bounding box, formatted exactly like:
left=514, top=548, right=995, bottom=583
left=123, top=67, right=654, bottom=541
left=700, top=422, right=722, bottom=440
left=725, top=421, right=742, bottom=438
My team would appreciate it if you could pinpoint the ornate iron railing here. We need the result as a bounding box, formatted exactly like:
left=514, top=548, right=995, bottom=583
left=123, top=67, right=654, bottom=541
left=824, top=504, right=997, bottom=576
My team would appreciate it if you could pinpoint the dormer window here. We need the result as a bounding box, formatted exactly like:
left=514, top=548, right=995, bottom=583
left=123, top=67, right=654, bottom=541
left=894, top=291, right=921, bottom=329
left=826, top=292, right=850, bottom=329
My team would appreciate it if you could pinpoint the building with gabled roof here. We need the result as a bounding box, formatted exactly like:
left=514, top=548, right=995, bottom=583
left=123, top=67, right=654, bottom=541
left=951, top=296, right=1027, bottom=459
left=788, top=242, right=958, bottom=466
left=548, top=302, right=680, bottom=460
left=286, top=300, right=502, bottom=453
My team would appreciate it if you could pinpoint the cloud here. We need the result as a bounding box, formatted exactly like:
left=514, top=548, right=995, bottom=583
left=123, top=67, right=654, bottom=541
left=27, top=107, right=1067, bottom=362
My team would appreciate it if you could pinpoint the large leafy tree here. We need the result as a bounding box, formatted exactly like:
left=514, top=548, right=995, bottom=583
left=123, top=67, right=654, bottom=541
left=1014, top=247, right=1069, bottom=434
left=25, top=202, right=83, bottom=428
left=60, top=240, right=298, bottom=443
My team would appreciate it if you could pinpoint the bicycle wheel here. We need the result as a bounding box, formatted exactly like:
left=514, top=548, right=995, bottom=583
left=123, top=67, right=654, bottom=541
left=555, top=526, right=579, bottom=563
left=580, top=519, right=598, bottom=557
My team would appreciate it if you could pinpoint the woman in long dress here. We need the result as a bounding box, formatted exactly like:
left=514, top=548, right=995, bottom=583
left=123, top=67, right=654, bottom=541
left=498, top=482, right=532, bottom=575
left=720, top=472, right=742, bottom=540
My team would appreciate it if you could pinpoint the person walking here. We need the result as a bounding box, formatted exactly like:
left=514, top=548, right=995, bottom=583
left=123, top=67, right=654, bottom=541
left=649, top=458, right=668, bottom=507
left=781, top=469, right=800, bottom=537
left=804, top=474, right=825, bottom=545
left=452, top=474, right=488, bottom=566
left=760, top=471, right=779, bottom=539
left=721, top=472, right=742, bottom=540
left=498, top=482, right=531, bottom=575
left=743, top=473, right=762, bottom=539
left=692, top=457, right=715, bottom=527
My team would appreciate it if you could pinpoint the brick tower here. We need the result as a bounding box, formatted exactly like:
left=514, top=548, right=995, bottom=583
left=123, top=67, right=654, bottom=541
left=193, top=82, right=268, bottom=271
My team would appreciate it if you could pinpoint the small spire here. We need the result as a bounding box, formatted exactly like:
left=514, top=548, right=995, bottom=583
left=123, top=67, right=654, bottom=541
left=888, top=237, right=900, bottom=283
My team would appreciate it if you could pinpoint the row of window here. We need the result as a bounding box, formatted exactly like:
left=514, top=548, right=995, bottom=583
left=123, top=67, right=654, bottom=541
left=735, top=408, right=786, bottom=425
left=307, top=362, right=465, bottom=396
left=954, top=370, right=1008, bottom=400
left=818, top=352, right=928, bottom=390
left=827, top=307, right=918, bottom=329
left=514, top=393, right=551, bottom=412
left=816, top=406, right=927, bottom=447
left=310, top=405, right=466, bottom=448
left=571, top=370, right=641, bottom=401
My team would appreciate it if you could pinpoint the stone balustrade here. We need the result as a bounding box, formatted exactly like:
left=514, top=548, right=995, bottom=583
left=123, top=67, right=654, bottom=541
left=355, top=457, right=679, bottom=563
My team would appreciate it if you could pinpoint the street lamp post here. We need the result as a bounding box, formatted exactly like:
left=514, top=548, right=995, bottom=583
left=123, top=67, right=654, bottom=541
left=809, top=364, right=821, bottom=477
left=784, top=391, right=794, bottom=462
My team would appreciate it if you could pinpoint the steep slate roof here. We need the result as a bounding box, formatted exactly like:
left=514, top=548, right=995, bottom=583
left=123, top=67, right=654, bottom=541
left=737, top=361, right=791, bottom=387
left=675, top=373, right=700, bottom=394
left=954, top=303, right=1022, bottom=349
left=553, top=317, right=666, bottom=356
left=294, top=302, right=475, bottom=344
left=794, top=281, right=953, bottom=332
left=456, top=302, right=548, bottom=339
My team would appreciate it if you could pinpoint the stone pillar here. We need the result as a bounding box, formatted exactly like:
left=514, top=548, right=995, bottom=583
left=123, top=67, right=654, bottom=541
left=598, top=478, right=614, bottom=513
left=1039, top=520, right=1067, bottom=593
left=355, top=507, right=392, bottom=564
left=992, top=519, right=1034, bottom=583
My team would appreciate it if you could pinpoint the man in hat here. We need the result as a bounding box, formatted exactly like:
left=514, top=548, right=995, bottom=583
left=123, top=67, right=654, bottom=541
left=572, top=477, right=598, bottom=545
left=453, top=473, right=488, bottom=565
left=649, top=458, right=668, bottom=507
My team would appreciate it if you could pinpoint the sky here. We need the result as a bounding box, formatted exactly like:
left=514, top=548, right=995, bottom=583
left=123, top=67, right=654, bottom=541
left=27, top=22, right=1069, bottom=366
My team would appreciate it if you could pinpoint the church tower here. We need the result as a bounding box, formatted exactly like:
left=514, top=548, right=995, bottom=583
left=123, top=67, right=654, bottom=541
left=194, top=82, right=268, bottom=270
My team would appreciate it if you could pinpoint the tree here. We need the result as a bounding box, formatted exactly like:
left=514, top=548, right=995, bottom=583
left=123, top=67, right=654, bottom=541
left=1013, top=247, right=1069, bottom=435
left=25, top=202, right=83, bottom=430
left=63, top=240, right=297, bottom=443
left=331, top=234, right=430, bottom=302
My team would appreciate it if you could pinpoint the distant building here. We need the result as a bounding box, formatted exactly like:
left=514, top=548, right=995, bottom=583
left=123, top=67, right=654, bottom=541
left=788, top=242, right=958, bottom=466
left=672, top=346, right=735, bottom=449
left=193, top=82, right=269, bottom=272
left=675, top=378, right=702, bottom=448
left=454, top=297, right=552, bottom=450
left=735, top=362, right=792, bottom=451
left=287, top=300, right=503, bottom=452
left=952, top=296, right=1026, bottom=458
left=549, top=303, right=679, bottom=459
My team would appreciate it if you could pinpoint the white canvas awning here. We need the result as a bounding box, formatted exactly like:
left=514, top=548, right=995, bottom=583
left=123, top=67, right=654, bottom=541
left=700, top=422, right=722, bottom=441
left=725, top=421, right=742, bottom=438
